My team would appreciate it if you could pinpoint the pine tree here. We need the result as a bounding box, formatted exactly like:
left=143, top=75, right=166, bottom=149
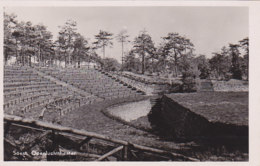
left=93, top=30, right=113, bottom=59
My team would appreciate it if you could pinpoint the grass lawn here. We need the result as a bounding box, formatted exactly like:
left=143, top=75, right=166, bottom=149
left=58, top=91, right=248, bottom=161
left=167, top=92, right=248, bottom=126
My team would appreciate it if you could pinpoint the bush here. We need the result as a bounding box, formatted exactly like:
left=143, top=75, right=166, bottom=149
left=231, top=67, right=242, bottom=80
left=181, top=71, right=197, bottom=92
left=199, top=66, right=210, bottom=79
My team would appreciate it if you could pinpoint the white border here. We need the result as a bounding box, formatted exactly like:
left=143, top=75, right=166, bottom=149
left=1, top=1, right=260, bottom=166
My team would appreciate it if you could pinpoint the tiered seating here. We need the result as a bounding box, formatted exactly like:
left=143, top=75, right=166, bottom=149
left=4, top=66, right=93, bottom=120
left=108, top=72, right=152, bottom=94
left=38, top=67, right=143, bottom=100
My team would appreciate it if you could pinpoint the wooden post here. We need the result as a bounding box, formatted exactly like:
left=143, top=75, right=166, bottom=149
left=4, top=122, right=11, bottom=136
left=47, top=130, right=59, bottom=161
left=121, top=145, right=128, bottom=161
left=122, top=142, right=133, bottom=161
left=77, top=136, right=92, bottom=151
left=96, top=146, right=123, bottom=161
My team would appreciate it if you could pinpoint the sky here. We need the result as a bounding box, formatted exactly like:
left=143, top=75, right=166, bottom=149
left=4, top=7, right=248, bottom=63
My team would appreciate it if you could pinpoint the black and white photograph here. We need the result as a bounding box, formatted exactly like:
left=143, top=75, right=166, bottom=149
left=2, top=3, right=255, bottom=163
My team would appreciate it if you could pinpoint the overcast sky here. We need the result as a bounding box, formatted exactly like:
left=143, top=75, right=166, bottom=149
left=5, top=7, right=248, bottom=63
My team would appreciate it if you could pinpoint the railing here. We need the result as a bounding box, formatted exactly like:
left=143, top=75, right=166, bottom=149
left=4, top=114, right=199, bottom=161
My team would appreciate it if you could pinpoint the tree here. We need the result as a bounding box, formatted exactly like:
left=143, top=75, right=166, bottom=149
left=116, top=30, right=130, bottom=66
left=209, top=53, right=230, bottom=80
left=122, top=50, right=142, bottom=72
left=13, top=21, right=35, bottom=66
left=9, top=21, right=54, bottom=66
left=194, top=55, right=210, bottom=79
left=208, top=46, right=233, bottom=80
left=57, top=20, right=77, bottom=67
left=100, top=58, right=121, bottom=71
left=229, top=44, right=242, bottom=80
left=72, top=33, right=90, bottom=68
left=239, top=37, right=249, bottom=56
left=4, top=12, right=55, bottom=67
left=161, top=33, right=194, bottom=77
left=34, top=24, right=54, bottom=66
left=93, top=30, right=113, bottom=59
left=157, top=43, right=171, bottom=73
left=54, top=35, right=66, bottom=67
left=146, top=47, right=158, bottom=73
left=239, top=37, right=249, bottom=80
left=132, top=30, right=156, bottom=74
left=4, top=12, right=17, bottom=65
left=11, top=21, right=25, bottom=65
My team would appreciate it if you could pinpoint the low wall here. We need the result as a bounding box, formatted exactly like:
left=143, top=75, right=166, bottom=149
left=212, top=79, right=248, bottom=92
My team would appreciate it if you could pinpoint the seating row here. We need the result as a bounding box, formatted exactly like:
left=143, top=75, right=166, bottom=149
left=36, top=67, right=143, bottom=100
left=4, top=66, right=97, bottom=119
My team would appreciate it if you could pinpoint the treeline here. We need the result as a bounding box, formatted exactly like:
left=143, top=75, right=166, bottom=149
left=4, top=13, right=107, bottom=68
left=123, top=30, right=248, bottom=81
left=4, top=12, right=248, bottom=80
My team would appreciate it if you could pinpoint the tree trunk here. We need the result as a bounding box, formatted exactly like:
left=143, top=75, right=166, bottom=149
left=64, top=50, right=67, bottom=68
left=38, top=46, right=41, bottom=66
left=174, top=50, right=178, bottom=77
left=68, top=52, right=71, bottom=67
left=174, top=65, right=178, bottom=77
left=22, top=49, right=25, bottom=66
left=43, top=58, right=46, bottom=67
left=15, top=39, right=18, bottom=64
left=152, top=58, right=154, bottom=73
left=122, top=41, right=124, bottom=65
left=4, top=50, right=8, bottom=66
left=217, top=67, right=220, bottom=80
left=59, top=59, right=61, bottom=68
left=142, top=53, right=145, bottom=74
left=164, top=58, right=166, bottom=72
left=25, top=55, right=27, bottom=66
left=29, top=54, right=32, bottom=67
left=50, top=58, right=53, bottom=67
left=74, top=61, right=76, bottom=68
left=103, top=45, right=105, bottom=59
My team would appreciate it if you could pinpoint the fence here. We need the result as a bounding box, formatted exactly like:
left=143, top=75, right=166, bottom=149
left=4, top=114, right=198, bottom=161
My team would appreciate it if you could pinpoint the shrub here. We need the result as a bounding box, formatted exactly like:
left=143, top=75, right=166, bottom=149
left=181, top=70, right=197, bottom=92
